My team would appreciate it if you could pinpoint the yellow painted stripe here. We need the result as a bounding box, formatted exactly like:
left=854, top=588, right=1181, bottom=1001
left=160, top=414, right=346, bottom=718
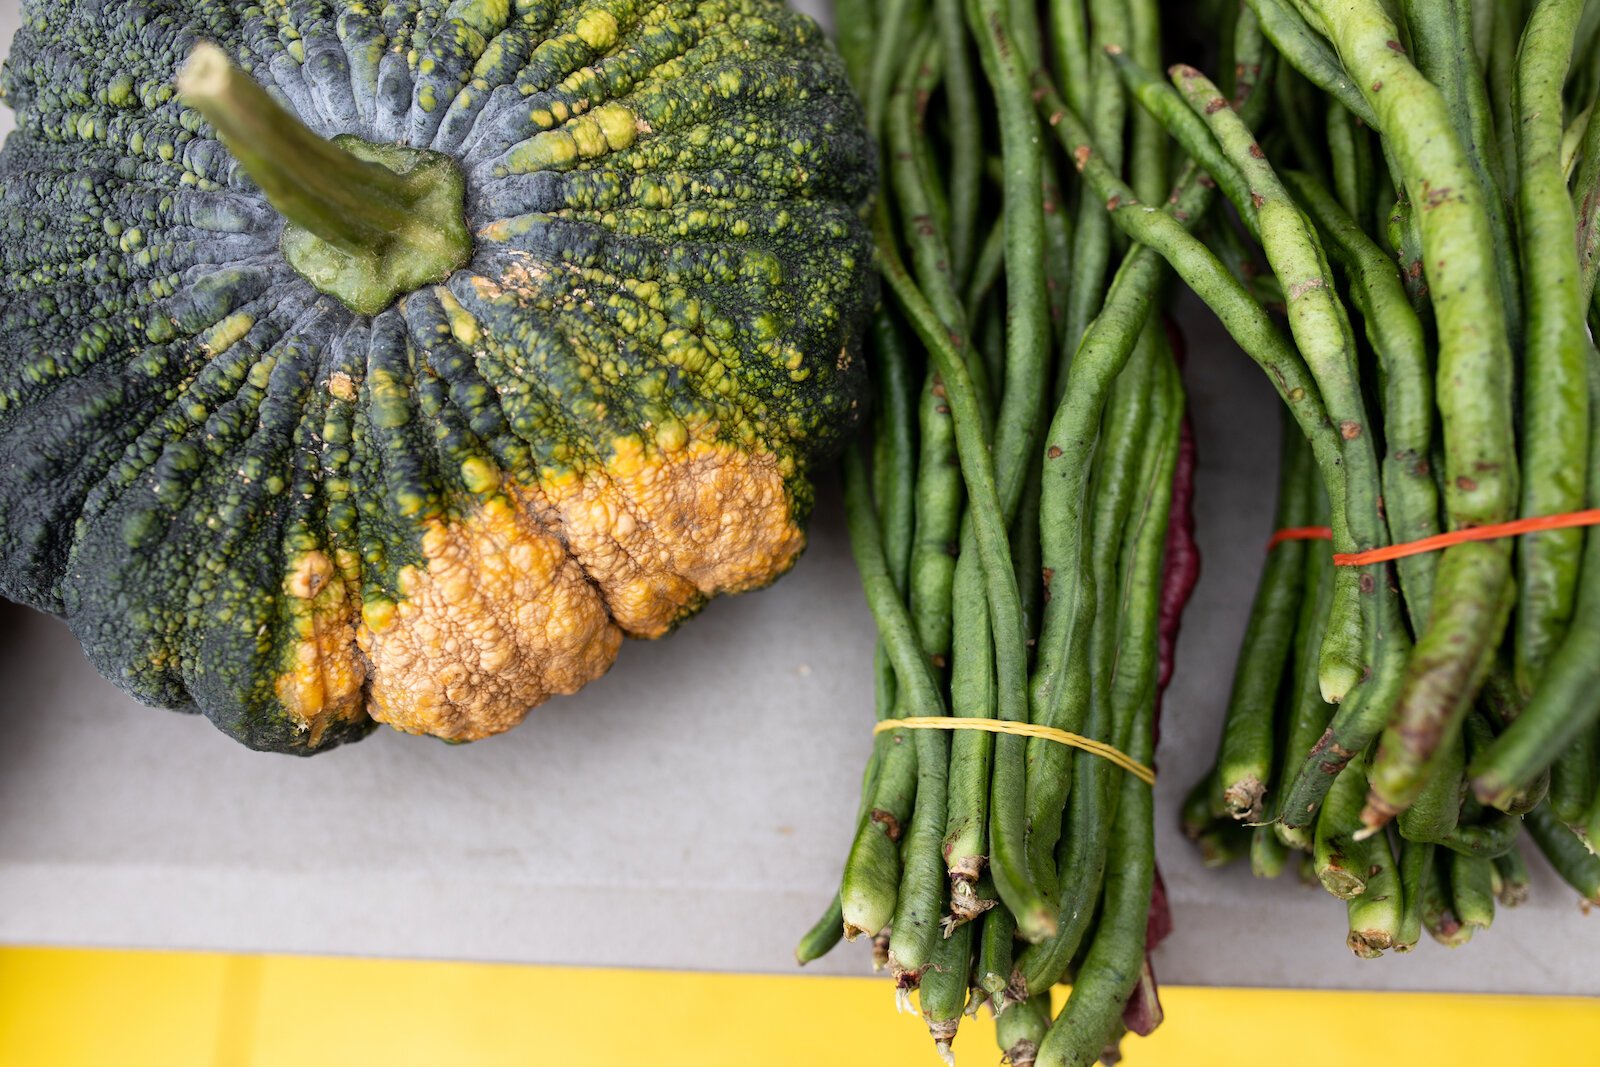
left=2, top=947, right=1597, bottom=1066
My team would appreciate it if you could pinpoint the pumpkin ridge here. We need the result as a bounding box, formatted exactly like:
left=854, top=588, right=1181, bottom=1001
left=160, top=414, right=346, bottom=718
left=355, top=489, right=623, bottom=740
left=274, top=548, right=368, bottom=748
left=399, top=287, right=548, bottom=478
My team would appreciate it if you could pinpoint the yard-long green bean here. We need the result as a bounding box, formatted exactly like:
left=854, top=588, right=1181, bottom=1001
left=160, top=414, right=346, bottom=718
left=1300, top=0, right=1517, bottom=834
left=1508, top=0, right=1589, bottom=702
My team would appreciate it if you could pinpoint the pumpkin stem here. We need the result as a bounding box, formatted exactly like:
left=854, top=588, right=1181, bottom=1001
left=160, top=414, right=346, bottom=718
left=178, top=42, right=472, bottom=316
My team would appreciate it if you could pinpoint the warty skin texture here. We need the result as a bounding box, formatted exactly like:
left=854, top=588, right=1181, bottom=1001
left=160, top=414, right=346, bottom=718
left=0, top=0, right=873, bottom=752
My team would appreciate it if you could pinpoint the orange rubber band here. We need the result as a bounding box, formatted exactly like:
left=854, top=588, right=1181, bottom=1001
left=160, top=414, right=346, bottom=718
left=1266, top=509, right=1600, bottom=567
left=1265, top=526, right=1335, bottom=551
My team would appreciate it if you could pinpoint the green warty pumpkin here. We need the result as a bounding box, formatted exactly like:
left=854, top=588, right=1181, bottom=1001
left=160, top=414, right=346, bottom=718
left=0, top=0, right=873, bottom=753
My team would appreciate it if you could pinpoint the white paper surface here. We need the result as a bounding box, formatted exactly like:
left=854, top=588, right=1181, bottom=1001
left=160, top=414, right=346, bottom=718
left=1, top=0, right=1597, bottom=995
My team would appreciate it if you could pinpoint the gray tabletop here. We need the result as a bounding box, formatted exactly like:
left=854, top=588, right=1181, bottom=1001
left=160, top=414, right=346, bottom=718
left=1, top=0, right=1596, bottom=996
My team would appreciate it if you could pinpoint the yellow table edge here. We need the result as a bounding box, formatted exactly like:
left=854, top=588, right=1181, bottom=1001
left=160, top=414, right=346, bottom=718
left=2, top=945, right=1596, bottom=1066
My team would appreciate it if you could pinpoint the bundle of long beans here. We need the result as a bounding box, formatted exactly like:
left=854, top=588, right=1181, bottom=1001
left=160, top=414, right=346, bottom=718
left=1167, top=0, right=1600, bottom=953
left=796, top=2, right=1248, bottom=1064
left=803, top=0, right=1600, bottom=1057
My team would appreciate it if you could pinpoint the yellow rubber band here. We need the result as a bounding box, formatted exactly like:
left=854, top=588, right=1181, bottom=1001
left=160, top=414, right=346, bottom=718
left=873, top=717, right=1155, bottom=786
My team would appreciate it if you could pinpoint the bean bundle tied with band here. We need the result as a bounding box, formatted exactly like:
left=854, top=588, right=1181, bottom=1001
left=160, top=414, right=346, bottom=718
left=797, top=2, right=1236, bottom=1064
left=1168, top=0, right=1600, bottom=955
left=801, top=0, right=1600, bottom=1061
